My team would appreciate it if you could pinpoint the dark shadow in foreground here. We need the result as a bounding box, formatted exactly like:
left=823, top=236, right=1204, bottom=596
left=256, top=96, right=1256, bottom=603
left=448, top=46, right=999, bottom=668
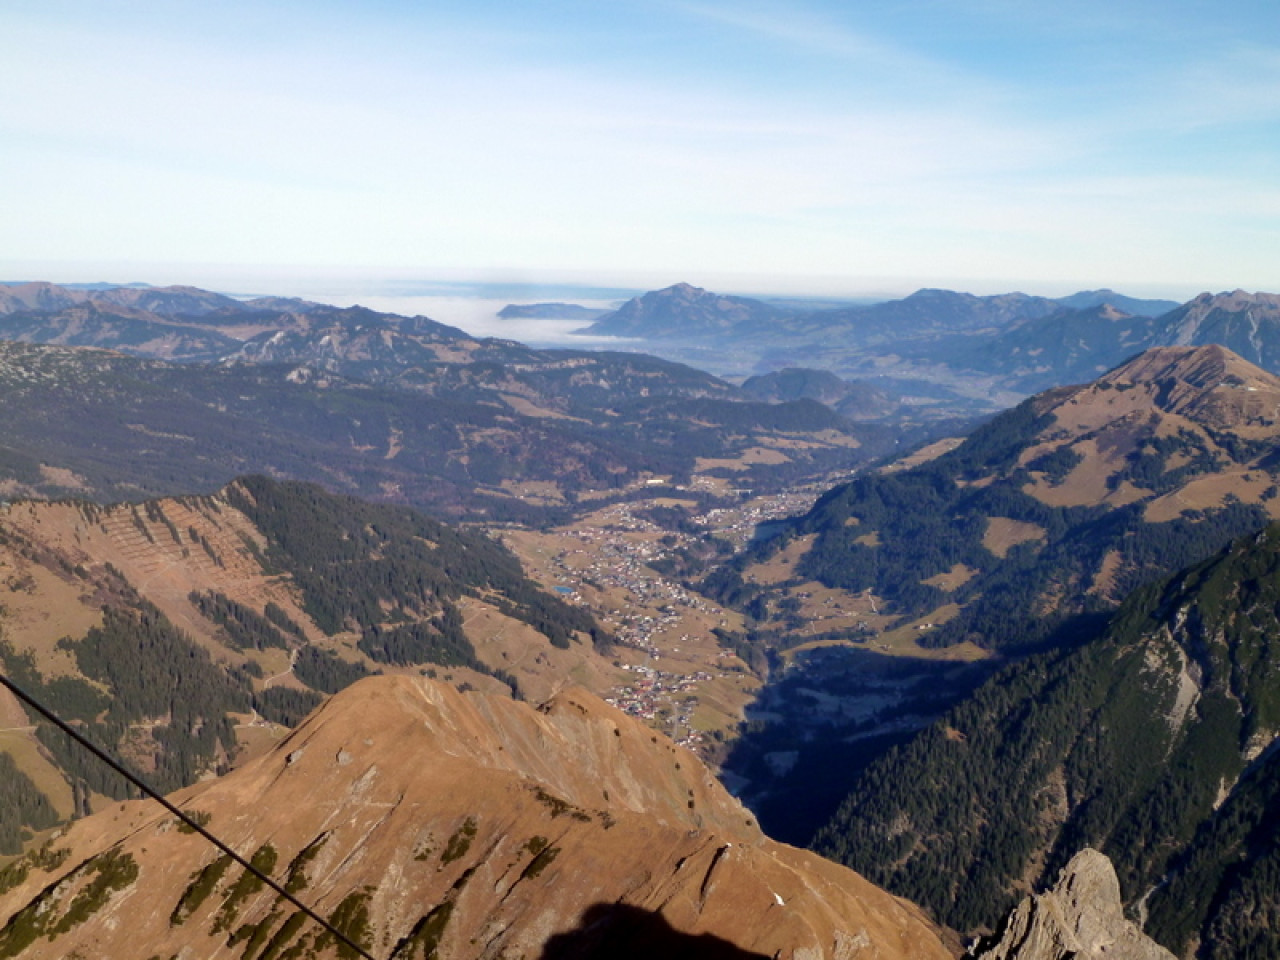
left=538, top=904, right=770, bottom=960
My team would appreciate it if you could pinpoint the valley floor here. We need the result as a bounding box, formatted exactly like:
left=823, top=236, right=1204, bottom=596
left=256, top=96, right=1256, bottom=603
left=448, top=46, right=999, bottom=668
left=499, top=466, right=996, bottom=824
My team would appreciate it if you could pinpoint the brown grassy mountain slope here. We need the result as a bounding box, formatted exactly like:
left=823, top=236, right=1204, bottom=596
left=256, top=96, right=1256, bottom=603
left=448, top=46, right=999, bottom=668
left=1017, top=344, right=1280, bottom=525
left=725, top=345, right=1280, bottom=657
left=0, top=486, right=609, bottom=705
left=0, top=479, right=630, bottom=849
left=0, top=676, right=951, bottom=960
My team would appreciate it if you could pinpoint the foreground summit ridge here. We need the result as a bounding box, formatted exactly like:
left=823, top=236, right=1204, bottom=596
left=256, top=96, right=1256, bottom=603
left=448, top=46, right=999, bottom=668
left=0, top=675, right=950, bottom=960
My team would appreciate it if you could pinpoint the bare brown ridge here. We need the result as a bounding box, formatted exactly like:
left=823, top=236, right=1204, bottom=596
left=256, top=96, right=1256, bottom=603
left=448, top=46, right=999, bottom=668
left=0, top=675, right=952, bottom=960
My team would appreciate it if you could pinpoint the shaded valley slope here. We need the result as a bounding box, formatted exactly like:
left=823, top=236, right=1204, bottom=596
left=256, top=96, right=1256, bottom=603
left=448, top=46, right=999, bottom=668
left=815, top=521, right=1280, bottom=959
left=706, top=345, right=1280, bottom=852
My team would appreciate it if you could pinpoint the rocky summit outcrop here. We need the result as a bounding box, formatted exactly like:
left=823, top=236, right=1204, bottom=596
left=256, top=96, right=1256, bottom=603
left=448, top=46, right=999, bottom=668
left=0, top=676, right=951, bottom=960
left=970, top=850, right=1172, bottom=960
left=1152, top=290, right=1280, bottom=371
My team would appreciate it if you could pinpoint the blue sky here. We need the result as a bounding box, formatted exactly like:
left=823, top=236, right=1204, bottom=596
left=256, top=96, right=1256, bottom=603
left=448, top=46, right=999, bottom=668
left=3, top=0, right=1280, bottom=297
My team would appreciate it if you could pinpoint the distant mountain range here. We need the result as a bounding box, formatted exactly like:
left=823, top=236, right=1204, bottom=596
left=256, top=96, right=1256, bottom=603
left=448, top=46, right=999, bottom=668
left=581, top=282, right=789, bottom=339
left=497, top=301, right=608, bottom=321
left=1053, top=288, right=1183, bottom=316
left=0, top=283, right=895, bottom=519
left=577, top=284, right=1081, bottom=343
left=0, top=281, right=311, bottom=318
left=9, top=279, right=1268, bottom=427
left=574, top=283, right=1280, bottom=410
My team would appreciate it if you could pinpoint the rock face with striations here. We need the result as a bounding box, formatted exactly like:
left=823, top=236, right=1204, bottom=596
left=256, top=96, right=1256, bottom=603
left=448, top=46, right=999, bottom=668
left=0, top=676, right=951, bottom=960
left=971, top=850, right=1173, bottom=960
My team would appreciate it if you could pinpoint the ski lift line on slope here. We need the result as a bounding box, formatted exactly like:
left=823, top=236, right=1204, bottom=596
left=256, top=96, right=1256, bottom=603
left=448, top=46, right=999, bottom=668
left=0, top=670, right=381, bottom=960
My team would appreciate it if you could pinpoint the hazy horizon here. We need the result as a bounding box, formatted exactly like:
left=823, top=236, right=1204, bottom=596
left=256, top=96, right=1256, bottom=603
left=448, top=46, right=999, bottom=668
left=0, top=261, right=1232, bottom=304
left=0, top=268, right=1222, bottom=349
left=4, top=2, right=1278, bottom=296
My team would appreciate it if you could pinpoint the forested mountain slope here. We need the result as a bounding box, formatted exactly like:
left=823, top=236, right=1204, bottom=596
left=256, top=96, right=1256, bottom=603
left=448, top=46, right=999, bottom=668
left=0, top=339, right=873, bottom=520
left=814, top=522, right=1280, bottom=959
left=739, top=368, right=901, bottom=420
left=0, top=477, right=616, bottom=852
left=710, top=345, right=1280, bottom=654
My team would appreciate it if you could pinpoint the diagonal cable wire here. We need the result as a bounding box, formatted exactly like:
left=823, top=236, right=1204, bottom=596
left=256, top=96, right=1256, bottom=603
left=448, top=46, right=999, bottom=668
left=0, top=671, right=380, bottom=960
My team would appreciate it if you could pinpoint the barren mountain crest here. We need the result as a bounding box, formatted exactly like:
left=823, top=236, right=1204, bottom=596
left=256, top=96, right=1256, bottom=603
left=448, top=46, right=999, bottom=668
left=0, top=676, right=951, bottom=960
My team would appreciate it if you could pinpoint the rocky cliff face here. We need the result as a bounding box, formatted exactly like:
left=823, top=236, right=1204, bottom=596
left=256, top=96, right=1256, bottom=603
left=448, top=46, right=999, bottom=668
left=0, top=676, right=951, bottom=960
left=971, top=850, right=1172, bottom=960
left=1152, top=290, right=1280, bottom=372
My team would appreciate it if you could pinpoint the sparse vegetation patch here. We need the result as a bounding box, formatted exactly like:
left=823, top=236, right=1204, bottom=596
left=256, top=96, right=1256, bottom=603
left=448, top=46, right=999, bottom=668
left=389, top=901, right=454, bottom=960
left=519, top=845, right=560, bottom=881
left=171, top=853, right=231, bottom=926
left=214, top=843, right=278, bottom=933
left=439, top=817, right=477, bottom=866
left=0, top=848, right=139, bottom=957
left=284, top=833, right=329, bottom=893
left=531, top=786, right=592, bottom=822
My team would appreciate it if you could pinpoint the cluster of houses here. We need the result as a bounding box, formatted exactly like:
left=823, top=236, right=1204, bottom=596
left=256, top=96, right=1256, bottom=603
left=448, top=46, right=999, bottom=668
left=535, top=481, right=832, bottom=749
left=604, top=663, right=716, bottom=748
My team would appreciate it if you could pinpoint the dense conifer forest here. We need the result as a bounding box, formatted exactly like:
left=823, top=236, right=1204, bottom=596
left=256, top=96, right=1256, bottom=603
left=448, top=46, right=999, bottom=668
left=0, top=595, right=249, bottom=808
left=813, top=523, right=1280, bottom=956
left=0, top=756, right=59, bottom=855
left=224, top=476, right=607, bottom=652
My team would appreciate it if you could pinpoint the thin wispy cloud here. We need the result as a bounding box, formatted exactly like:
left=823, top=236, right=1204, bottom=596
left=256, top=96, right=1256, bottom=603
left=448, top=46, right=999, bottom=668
left=1160, top=43, right=1280, bottom=130
left=2, top=0, right=1279, bottom=295
left=670, top=1, right=932, bottom=69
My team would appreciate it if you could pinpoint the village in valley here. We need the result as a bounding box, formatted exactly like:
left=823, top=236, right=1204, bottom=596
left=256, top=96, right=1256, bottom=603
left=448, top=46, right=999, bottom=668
left=499, top=474, right=834, bottom=755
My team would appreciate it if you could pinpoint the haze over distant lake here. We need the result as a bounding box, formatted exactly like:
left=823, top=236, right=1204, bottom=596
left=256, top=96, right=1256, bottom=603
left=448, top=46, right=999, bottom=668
left=290, top=281, right=638, bottom=347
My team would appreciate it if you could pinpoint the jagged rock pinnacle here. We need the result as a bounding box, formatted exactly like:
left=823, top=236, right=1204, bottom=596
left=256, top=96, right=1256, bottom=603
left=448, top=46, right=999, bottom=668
left=970, top=849, right=1174, bottom=960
